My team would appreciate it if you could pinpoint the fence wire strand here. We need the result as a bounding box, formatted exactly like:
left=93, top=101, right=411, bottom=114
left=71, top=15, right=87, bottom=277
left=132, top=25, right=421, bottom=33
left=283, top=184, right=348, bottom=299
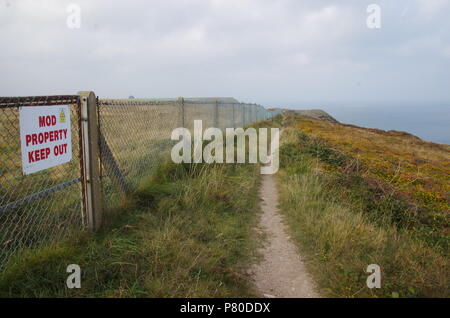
left=0, top=96, right=83, bottom=270
left=98, top=98, right=278, bottom=208
left=0, top=95, right=279, bottom=270
left=98, top=99, right=181, bottom=208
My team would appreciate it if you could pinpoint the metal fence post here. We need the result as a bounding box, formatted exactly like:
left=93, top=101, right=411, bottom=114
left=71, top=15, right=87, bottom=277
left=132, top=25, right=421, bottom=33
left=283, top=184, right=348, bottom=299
left=78, top=91, right=103, bottom=231
left=214, top=99, right=219, bottom=128
left=251, top=104, right=254, bottom=123
left=178, top=97, right=185, bottom=127
left=232, top=103, right=235, bottom=129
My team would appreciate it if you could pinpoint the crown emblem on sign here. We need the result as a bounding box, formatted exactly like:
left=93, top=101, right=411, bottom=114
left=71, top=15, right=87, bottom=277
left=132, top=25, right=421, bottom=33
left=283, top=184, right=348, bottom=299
left=59, top=109, right=66, bottom=123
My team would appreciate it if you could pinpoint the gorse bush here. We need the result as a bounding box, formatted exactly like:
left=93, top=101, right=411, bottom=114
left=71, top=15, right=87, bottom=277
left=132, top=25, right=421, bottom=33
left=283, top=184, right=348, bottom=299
left=280, top=123, right=448, bottom=250
left=276, top=122, right=449, bottom=298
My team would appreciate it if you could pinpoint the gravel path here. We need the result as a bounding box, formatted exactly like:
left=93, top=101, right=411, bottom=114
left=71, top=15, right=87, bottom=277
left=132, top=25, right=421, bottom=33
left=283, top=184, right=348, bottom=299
left=249, top=174, right=320, bottom=298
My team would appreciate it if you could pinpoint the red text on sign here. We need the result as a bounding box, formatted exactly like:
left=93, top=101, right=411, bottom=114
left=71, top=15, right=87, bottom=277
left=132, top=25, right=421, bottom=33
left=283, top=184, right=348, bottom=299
left=28, top=147, right=51, bottom=163
left=27, top=143, right=68, bottom=163
left=39, top=115, right=57, bottom=127
left=54, top=144, right=68, bottom=156
left=25, top=129, right=68, bottom=147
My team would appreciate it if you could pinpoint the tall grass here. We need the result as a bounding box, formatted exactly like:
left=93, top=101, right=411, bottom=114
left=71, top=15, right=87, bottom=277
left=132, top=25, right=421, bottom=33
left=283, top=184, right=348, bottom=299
left=0, top=161, right=262, bottom=297
left=287, top=115, right=449, bottom=247
left=277, top=127, right=449, bottom=298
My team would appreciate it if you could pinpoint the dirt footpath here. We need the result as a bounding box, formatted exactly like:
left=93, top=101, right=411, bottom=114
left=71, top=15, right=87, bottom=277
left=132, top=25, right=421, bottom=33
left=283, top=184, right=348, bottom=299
left=249, top=174, right=320, bottom=298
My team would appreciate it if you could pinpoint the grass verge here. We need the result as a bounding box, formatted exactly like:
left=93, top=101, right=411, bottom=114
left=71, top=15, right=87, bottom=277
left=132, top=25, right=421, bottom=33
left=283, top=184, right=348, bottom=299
left=0, top=161, right=261, bottom=297
left=277, top=125, right=449, bottom=298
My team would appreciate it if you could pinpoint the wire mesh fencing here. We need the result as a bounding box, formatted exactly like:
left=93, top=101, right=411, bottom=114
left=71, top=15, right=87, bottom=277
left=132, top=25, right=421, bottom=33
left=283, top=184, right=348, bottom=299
left=98, top=99, right=182, bottom=208
left=0, top=93, right=279, bottom=270
left=98, top=97, right=277, bottom=208
left=0, top=96, right=84, bottom=270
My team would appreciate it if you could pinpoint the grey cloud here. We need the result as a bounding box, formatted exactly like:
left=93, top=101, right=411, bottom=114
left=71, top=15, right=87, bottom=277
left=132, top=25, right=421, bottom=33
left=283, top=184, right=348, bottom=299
left=0, top=0, right=449, bottom=108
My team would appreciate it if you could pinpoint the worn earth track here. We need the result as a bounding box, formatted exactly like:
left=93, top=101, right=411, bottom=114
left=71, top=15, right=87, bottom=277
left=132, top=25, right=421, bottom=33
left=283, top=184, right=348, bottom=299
left=249, top=173, right=320, bottom=298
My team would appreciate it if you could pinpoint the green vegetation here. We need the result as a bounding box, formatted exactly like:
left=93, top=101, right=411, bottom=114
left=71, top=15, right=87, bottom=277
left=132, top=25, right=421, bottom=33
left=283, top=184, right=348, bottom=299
left=277, top=118, right=449, bottom=298
left=286, top=115, right=449, bottom=247
left=0, top=161, right=261, bottom=297
left=4, top=112, right=446, bottom=298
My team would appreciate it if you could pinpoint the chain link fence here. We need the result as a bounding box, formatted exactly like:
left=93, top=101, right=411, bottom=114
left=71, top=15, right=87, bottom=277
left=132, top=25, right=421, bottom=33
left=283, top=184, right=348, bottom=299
left=0, top=96, right=84, bottom=270
left=98, top=99, right=181, bottom=208
left=98, top=97, right=276, bottom=208
left=0, top=94, right=279, bottom=269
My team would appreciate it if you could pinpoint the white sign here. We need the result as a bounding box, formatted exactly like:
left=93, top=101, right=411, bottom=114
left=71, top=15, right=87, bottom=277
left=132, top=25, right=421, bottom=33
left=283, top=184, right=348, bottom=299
left=19, top=105, right=72, bottom=175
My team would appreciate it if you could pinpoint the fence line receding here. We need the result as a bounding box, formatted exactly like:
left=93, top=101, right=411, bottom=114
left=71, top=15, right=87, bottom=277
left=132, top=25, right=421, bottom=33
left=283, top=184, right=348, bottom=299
left=0, top=93, right=281, bottom=270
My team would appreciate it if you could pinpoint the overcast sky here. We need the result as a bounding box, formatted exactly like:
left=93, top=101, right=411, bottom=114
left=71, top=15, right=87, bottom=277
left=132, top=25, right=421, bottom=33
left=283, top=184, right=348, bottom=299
left=1, top=0, right=449, bottom=109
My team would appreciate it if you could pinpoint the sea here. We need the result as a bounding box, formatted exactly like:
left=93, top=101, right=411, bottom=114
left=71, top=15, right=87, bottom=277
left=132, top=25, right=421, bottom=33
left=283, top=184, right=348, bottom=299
left=319, top=105, right=450, bottom=145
